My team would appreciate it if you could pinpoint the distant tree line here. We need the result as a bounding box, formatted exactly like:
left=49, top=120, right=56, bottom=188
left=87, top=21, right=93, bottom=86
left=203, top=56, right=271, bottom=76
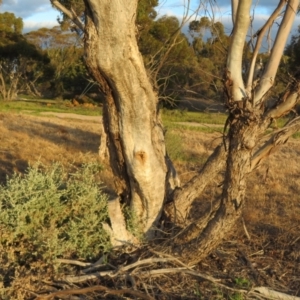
left=0, top=2, right=298, bottom=106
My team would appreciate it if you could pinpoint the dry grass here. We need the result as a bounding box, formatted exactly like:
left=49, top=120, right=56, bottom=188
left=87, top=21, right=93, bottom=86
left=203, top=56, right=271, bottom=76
left=0, top=111, right=299, bottom=299
left=0, top=112, right=102, bottom=183
left=173, top=128, right=300, bottom=299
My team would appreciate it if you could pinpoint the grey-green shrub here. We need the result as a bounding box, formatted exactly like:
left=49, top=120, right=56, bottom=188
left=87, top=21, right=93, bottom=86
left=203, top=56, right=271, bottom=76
left=0, top=162, right=111, bottom=264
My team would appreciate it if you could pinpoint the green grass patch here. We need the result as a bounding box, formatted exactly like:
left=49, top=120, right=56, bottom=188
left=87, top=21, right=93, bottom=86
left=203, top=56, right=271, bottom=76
left=0, top=100, right=102, bottom=116
left=162, top=109, right=227, bottom=125
left=164, top=120, right=223, bottom=134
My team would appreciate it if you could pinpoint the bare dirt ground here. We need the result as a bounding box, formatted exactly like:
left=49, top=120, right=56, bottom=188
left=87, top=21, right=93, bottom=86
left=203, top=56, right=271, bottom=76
left=0, top=111, right=300, bottom=299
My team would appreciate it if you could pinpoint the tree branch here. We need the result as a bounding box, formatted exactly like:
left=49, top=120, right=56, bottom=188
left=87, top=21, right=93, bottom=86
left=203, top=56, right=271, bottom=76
left=50, top=0, right=85, bottom=31
left=231, top=0, right=239, bottom=26
left=165, top=143, right=226, bottom=225
left=251, top=116, right=300, bottom=169
left=246, top=0, right=285, bottom=94
left=266, top=90, right=300, bottom=119
left=253, top=0, right=298, bottom=105
left=227, top=0, right=252, bottom=100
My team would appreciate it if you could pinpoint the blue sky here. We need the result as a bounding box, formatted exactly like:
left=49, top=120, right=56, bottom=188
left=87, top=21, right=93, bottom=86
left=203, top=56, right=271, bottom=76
left=0, top=0, right=299, bottom=40
left=1, top=0, right=193, bottom=32
left=1, top=0, right=58, bottom=32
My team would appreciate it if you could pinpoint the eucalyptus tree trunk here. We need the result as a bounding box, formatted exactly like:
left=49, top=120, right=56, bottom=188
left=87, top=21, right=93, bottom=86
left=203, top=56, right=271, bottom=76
left=0, top=71, right=20, bottom=101
left=82, top=0, right=175, bottom=238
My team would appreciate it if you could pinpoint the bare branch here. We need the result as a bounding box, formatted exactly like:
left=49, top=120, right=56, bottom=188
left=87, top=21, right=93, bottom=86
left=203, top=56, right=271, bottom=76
left=64, top=257, right=179, bottom=282
left=266, top=91, right=299, bottom=119
left=251, top=117, right=300, bottom=169
left=50, top=0, right=85, bottom=31
left=56, top=258, right=91, bottom=267
left=253, top=287, right=300, bottom=300
left=121, top=258, right=176, bottom=272
left=253, top=0, right=299, bottom=105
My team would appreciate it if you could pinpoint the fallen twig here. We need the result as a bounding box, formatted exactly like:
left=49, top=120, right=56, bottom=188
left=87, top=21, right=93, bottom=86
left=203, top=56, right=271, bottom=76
left=55, top=255, right=300, bottom=300
left=35, top=284, right=154, bottom=300
left=56, top=259, right=91, bottom=267
left=242, top=217, right=251, bottom=240
left=136, top=268, right=223, bottom=284
left=64, top=257, right=177, bottom=282
left=64, top=270, right=115, bottom=283
left=120, top=257, right=175, bottom=272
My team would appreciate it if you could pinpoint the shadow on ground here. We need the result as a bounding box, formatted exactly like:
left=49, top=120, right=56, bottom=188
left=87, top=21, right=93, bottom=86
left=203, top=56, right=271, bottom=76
left=6, top=119, right=100, bottom=154
left=0, top=113, right=101, bottom=184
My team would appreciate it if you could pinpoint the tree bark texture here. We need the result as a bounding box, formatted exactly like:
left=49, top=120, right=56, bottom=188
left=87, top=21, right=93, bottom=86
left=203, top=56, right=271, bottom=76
left=83, top=0, right=169, bottom=236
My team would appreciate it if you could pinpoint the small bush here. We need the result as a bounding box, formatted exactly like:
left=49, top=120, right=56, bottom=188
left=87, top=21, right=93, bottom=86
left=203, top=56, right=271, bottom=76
left=0, top=162, right=111, bottom=265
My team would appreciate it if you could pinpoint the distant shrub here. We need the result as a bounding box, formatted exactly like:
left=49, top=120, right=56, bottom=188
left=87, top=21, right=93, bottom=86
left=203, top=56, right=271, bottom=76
left=0, top=162, right=111, bottom=265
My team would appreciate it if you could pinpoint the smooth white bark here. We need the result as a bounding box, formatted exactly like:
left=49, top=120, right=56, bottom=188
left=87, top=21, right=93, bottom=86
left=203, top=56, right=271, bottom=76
left=231, top=0, right=239, bottom=25
left=253, top=0, right=299, bottom=105
left=227, top=0, right=252, bottom=100
left=246, top=0, right=285, bottom=94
